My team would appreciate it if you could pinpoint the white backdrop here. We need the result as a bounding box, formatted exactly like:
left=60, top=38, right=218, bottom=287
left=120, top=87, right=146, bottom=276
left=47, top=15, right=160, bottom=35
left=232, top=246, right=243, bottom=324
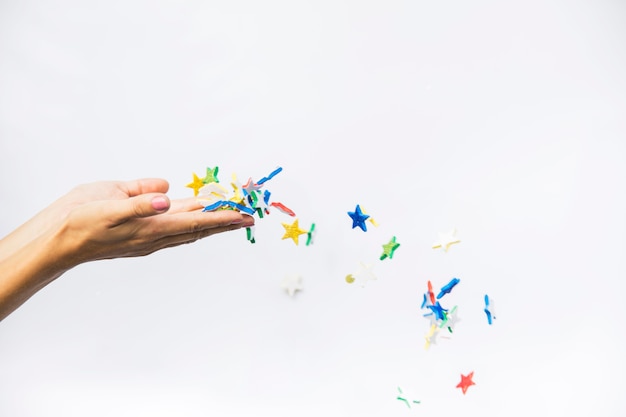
left=1, top=1, right=625, bottom=416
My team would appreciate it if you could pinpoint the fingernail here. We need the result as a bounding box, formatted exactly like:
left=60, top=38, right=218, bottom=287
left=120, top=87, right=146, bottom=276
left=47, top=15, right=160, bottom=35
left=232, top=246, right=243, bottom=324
left=151, top=196, right=169, bottom=212
left=230, top=215, right=254, bottom=226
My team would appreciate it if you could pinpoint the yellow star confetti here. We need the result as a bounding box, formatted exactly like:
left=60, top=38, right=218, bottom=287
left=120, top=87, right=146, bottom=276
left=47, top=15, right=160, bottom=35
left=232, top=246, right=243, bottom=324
left=281, top=219, right=308, bottom=245
left=186, top=173, right=205, bottom=196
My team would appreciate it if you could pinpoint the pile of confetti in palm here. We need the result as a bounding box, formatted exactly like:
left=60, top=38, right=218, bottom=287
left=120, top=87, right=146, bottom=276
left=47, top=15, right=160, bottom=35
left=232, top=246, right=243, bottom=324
left=186, top=166, right=315, bottom=245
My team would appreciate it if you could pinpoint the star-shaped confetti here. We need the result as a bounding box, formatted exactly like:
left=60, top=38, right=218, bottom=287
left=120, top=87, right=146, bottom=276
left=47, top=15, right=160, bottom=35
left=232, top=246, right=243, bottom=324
left=281, top=219, right=308, bottom=245
left=424, top=323, right=440, bottom=350
left=242, top=177, right=263, bottom=195
left=456, top=371, right=476, bottom=395
left=203, top=166, right=219, bottom=184
left=484, top=294, right=495, bottom=325
left=346, top=261, right=377, bottom=287
left=347, top=204, right=370, bottom=232
left=437, top=277, right=460, bottom=299
left=427, top=301, right=448, bottom=321
left=186, top=173, right=205, bottom=196
left=432, top=228, right=461, bottom=252
left=196, top=182, right=229, bottom=207
left=281, top=274, right=303, bottom=296
left=396, top=387, right=421, bottom=408
left=439, top=305, right=460, bottom=332
left=380, top=236, right=400, bottom=260
left=306, top=223, right=316, bottom=246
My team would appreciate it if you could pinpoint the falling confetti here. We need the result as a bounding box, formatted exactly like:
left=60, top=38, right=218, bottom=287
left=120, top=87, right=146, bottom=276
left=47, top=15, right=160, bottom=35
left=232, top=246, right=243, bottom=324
left=437, top=277, right=461, bottom=299
left=281, top=219, right=309, bottom=245
left=346, top=261, right=377, bottom=287
left=484, top=294, right=495, bottom=325
left=347, top=204, right=370, bottom=232
left=396, top=387, right=421, bottom=408
left=456, top=371, right=476, bottom=395
left=432, top=228, right=461, bottom=252
left=380, top=236, right=400, bottom=260
left=281, top=274, right=304, bottom=297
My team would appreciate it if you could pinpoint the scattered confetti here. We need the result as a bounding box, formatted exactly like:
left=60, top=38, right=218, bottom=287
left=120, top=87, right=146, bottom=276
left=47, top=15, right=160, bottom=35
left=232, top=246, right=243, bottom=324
left=203, top=166, right=219, bottom=184
left=421, top=279, right=461, bottom=346
left=281, top=274, right=303, bottom=297
left=432, top=228, right=461, bottom=252
left=456, top=371, right=476, bottom=395
left=484, top=294, right=495, bottom=325
left=346, top=261, right=377, bottom=287
left=185, top=173, right=205, bottom=196
left=347, top=204, right=370, bottom=232
left=424, top=323, right=440, bottom=350
left=281, top=219, right=308, bottom=245
left=306, top=223, right=316, bottom=246
left=380, top=236, right=400, bottom=260
left=439, top=305, right=460, bottom=333
left=396, top=387, right=421, bottom=408
left=437, top=277, right=461, bottom=299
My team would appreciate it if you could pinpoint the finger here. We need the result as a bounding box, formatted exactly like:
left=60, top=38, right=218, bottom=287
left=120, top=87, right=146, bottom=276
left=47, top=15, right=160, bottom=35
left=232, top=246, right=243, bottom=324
left=107, top=193, right=172, bottom=225
left=122, top=178, right=170, bottom=197
left=151, top=210, right=255, bottom=236
left=136, top=223, right=253, bottom=255
left=168, top=197, right=205, bottom=213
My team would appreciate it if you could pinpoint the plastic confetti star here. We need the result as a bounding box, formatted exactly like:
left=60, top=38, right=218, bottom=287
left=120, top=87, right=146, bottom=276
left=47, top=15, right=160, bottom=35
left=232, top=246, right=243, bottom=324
left=196, top=182, right=229, bottom=207
left=246, top=226, right=256, bottom=244
left=281, top=219, right=308, bottom=245
left=456, top=371, right=476, bottom=395
left=424, top=323, right=439, bottom=350
left=186, top=173, right=205, bottom=196
left=437, top=277, right=461, bottom=299
left=202, top=166, right=219, bottom=184
left=306, top=223, right=316, bottom=246
left=427, top=280, right=436, bottom=305
left=427, top=301, right=448, bottom=321
left=432, top=228, right=461, bottom=252
left=281, top=274, right=303, bottom=296
left=439, top=305, right=460, bottom=333
left=346, top=261, right=377, bottom=287
left=347, top=204, right=370, bottom=232
left=484, top=294, right=495, bottom=325
left=380, top=236, right=400, bottom=260
left=242, top=177, right=263, bottom=195
left=396, top=387, right=421, bottom=408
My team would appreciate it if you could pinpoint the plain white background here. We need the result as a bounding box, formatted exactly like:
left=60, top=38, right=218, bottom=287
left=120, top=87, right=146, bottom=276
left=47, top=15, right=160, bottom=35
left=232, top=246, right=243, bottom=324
left=1, top=1, right=625, bottom=416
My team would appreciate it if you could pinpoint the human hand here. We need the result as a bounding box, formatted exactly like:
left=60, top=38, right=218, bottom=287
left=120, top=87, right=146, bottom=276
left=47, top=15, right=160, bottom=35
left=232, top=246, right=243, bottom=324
left=54, top=178, right=255, bottom=265
left=1, top=178, right=254, bottom=266
left=0, top=178, right=254, bottom=320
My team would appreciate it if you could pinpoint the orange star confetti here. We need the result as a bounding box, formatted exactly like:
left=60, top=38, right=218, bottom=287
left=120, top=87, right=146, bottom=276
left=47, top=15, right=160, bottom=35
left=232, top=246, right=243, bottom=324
left=456, top=371, right=476, bottom=395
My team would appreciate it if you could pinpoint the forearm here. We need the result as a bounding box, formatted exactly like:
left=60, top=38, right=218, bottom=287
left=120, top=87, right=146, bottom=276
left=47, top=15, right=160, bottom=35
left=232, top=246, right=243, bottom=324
left=0, top=226, right=75, bottom=321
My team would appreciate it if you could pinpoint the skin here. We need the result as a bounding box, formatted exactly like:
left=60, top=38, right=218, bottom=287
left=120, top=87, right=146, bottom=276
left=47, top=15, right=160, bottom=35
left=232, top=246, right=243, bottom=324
left=0, top=178, right=254, bottom=321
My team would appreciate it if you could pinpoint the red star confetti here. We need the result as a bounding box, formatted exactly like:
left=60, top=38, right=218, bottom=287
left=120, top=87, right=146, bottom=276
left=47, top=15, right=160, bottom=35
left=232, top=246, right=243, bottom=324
left=456, top=371, right=476, bottom=395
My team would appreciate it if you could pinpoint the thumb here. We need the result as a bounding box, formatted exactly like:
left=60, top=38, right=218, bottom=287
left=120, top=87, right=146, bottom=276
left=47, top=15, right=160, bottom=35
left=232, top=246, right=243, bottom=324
left=110, top=193, right=171, bottom=223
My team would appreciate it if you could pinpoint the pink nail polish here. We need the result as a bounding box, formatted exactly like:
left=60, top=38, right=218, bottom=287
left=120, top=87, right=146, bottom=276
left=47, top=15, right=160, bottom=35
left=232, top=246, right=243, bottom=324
left=151, top=196, right=169, bottom=211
